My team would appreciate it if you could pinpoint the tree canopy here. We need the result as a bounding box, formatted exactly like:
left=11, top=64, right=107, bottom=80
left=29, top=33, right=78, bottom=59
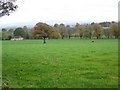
left=14, top=27, right=25, bottom=37
left=33, top=22, right=54, bottom=43
left=92, top=23, right=103, bottom=39
left=0, top=0, right=18, bottom=17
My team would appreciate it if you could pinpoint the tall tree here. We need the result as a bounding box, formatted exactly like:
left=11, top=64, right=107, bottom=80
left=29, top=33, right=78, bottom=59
left=92, top=23, right=103, bottom=39
left=54, top=23, right=59, bottom=28
left=66, top=25, right=72, bottom=39
left=33, top=22, right=54, bottom=43
left=110, top=23, right=118, bottom=39
left=87, top=25, right=94, bottom=39
left=2, top=32, right=9, bottom=40
left=8, top=28, right=14, bottom=35
left=54, top=23, right=61, bottom=36
left=7, top=28, right=14, bottom=39
left=76, top=23, right=85, bottom=39
left=2, top=28, right=7, bottom=32
left=14, top=27, right=25, bottom=37
left=59, top=23, right=66, bottom=39
left=103, top=27, right=111, bottom=39
left=23, top=26, right=30, bottom=39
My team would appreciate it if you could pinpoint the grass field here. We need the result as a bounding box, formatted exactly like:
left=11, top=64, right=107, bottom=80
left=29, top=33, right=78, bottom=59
left=2, top=39, right=118, bottom=88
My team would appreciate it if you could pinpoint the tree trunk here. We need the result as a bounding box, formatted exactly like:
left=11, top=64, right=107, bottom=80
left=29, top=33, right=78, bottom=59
left=69, top=35, right=70, bottom=39
left=115, top=35, right=118, bottom=39
left=89, top=35, right=91, bottom=39
left=43, top=37, right=46, bottom=44
left=96, top=36, right=99, bottom=39
left=89, top=33, right=92, bottom=39
left=80, top=36, right=82, bottom=39
left=62, top=35, right=64, bottom=39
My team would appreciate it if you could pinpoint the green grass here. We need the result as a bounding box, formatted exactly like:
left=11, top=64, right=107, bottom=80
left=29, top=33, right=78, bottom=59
left=2, top=39, right=118, bottom=88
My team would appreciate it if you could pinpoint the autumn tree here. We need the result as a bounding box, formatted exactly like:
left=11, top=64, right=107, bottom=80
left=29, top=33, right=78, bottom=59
left=1, top=28, right=12, bottom=40
left=66, top=25, right=72, bottom=39
left=2, top=28, right=7, bottom=40
left=2, top=29, right=9, bottom=40
left=0, top=0, right=18, bottom=17
left=110, top=23, right=119, bottom=39
left=33, top=22, right=54, bottom=43
left=22, top=26, right=32, bottom=39
left=7, top=28, right=14, bottom=39
left=85, top=25, right=94, bottom=39
left=53, top=23, right=61, bottom=38
left=59, top=23, right=66, bottom=39
left=49, top=31, right=61, bottom=39
left=103, top=27, right=111, bottom=38
left=28, top=28, right=34, bottom=39
left=76, top=23, right=85, bottom=39
left=92, top=23, right=103, bottom=39
left=2, top=32, right=9, bottom=40
left=54, top=23, right=59, bottom=28
left=8, top=28, right=14, bottom=34
left=83, top=25, right=89, bottom=38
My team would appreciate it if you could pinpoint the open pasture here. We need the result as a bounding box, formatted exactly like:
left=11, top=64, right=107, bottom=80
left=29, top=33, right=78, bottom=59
left=2, top=39, right=118, bottom=88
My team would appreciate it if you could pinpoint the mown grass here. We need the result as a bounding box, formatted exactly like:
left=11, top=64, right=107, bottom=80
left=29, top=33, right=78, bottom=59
left=2, top=39, right=118, bottom=88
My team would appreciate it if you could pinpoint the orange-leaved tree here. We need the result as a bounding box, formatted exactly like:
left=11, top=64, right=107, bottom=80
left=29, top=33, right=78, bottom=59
left=33, top=22, right=54, bottom=43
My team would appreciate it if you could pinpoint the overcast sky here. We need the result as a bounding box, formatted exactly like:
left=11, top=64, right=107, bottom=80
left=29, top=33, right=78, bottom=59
left=0, top=0, right=119, bottom=28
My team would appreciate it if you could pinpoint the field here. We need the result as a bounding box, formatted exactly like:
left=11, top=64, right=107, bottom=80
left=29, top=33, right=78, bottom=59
left=2, top=39, right=118, bottom=88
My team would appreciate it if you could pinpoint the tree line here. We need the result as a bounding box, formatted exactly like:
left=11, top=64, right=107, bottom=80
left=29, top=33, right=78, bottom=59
left=0, top=21, right=119, bottom=42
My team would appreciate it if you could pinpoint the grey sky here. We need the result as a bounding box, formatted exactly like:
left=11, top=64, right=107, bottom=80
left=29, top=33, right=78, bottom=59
left=0, top=0, right=119, bottom=28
